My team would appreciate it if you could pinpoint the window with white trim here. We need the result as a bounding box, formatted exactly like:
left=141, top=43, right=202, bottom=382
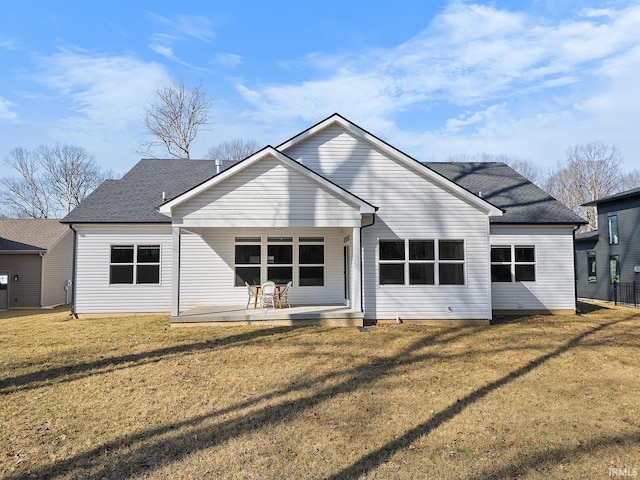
left=234, top=237, right=261, bottom=287
left=267, top=237, right=293, bottom=285
left=299, top=237, right=324, bottom=286
left=110, top=245, right=160, bottom=284
left=379, top=239, right=464, bottom=286
left=491, top=245, right=536, bottom=282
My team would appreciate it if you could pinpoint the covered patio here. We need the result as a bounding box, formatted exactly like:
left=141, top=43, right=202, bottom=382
left=171, top=304, right=364, bottom=327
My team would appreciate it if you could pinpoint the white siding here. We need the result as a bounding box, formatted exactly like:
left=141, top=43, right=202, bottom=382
left=173, top=157, right=361, bottom=228
left=41, top=230, right=73, bottom=306
left=284, top=125, right=493, bottom=320
left=490, top=225, right=576, bottom=311
left=179, top=227, right=345, bottom=310
left=74, top=224, right=172, bottom=313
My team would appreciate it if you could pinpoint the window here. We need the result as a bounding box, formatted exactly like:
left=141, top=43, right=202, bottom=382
left=110, top=245, right=160, bottom=285
left=587, top=251, right=597, bottom=283
left=491, top=245, right=536, bottom=283
left=234, top=237, right=261, bottom=287
left=379, top=240, right=405, bottom=285
left=515, top=246, right=536, bottom=282
left=379, top=239, right=463, bottom=286
left=490, top=247, right=512, bottom=282
left=267, top=237, right=292, bottom=284
left=439, top=240, right=465, bottom=285
left=299, top=237, right=324, bottom=286
left=409, top=240, right=435, bottom=285
left=608, top=215, right=618, bottom=244
left=610, top=255, right=620, bottom=284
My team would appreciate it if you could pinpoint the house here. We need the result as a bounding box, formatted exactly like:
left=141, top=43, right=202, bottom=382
left=61, top=114, right=585, bottom=325
left=575, top=187, right=640, bottom=301
left=0, top=219, right=74, bottom=310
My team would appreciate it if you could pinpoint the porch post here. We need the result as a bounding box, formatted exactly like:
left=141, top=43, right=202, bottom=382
left=171, top=226, right=181, bottom=317
left=352, top=226, right=362, bottom=312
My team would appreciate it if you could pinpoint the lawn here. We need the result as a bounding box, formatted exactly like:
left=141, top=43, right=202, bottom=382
left=1, top=303, right=638, bottom=479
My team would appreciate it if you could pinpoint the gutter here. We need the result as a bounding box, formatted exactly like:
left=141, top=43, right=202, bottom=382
left=69, top=224, right=78, bottom=318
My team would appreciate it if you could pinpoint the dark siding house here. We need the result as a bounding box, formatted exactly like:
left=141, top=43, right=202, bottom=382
left=0, top=219, right=73, bottom=310
left=575, top=187, right=640, bottom=301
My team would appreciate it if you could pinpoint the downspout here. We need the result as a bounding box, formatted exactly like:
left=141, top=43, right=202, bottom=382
left=39, top=252, right=45, bottom=308
left=359, top=212, right=377, bottom=313
left=573, top=226, right=580, bottom=315
left=69, top=224, right=78, bottom=318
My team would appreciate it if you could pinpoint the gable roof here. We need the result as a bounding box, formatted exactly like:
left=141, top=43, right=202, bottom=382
left=0, top=219, right=70, bottom=252
left=582, top=186, right=640, bottom=206
left=279, top=113, right=504, bottom=217
left=159, top=146, right=377, bottom=216
left=62, top=159, right=219, bottom=224
left=427, top=162, right=586, bottom=225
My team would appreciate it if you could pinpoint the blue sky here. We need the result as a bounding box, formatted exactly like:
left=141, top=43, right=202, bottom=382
left=1, top=0, right=639, bottom=176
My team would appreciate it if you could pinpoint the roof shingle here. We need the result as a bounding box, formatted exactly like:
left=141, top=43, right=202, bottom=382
left=0, top=219, right=70, bottom=252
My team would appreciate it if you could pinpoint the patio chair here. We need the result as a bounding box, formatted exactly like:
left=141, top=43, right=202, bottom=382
left=279, top=280, right=293, bottom=308
left=245, top=282, right=260, bottom=309
left=261, top=281, right=277, bottom=312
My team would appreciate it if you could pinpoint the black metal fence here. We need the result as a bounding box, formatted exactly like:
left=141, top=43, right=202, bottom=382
left=613, top=281, right=639, bottom=308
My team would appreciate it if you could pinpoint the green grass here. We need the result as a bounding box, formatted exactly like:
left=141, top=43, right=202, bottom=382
left=1, top=303, right=638, bottom=479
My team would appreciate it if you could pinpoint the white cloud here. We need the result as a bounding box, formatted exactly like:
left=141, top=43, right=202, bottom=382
left=215, top=53, right=242, bottom=67
left=233, top=2, right=640, bottom=170
left=31, top=50, right=171, bottom=171
left=0, top=97, right=18, bottom=121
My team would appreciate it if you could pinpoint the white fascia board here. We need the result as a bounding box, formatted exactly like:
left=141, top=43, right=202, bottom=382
left=278, top=114, right=503, bottom=218
left=159, top=146, right=376, bottom=217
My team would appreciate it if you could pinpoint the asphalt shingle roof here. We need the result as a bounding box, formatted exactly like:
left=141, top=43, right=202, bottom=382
left=582, top=186, right=640, bottom=206
left=426, top=162, right=586, bottom=224
left=0, top=219, right=70, bottom=252
left=62, top=159, right=219, bottom=224
left=62, top=158, right=585, bottom=226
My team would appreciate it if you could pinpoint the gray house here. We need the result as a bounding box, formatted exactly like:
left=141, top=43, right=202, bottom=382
left=62, top=114, right=585, bottom=325
left=575, top=187, right=640, bottom=301
left=0, top=219, right=74, bottom=310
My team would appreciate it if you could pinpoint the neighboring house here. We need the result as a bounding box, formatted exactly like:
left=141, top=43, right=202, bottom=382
left=0, top=219, right=74, bottom=310
left=575, top=187, right=640, bottom=301
left=61, top=114, right=585, bottom=325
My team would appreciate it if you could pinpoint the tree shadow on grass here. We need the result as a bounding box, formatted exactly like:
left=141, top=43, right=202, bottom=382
left=466, top=431, right=640, bottom=479
left=0, top=326, right=301, bottom=395
left=6, top=327, right=468, bottom=479
left=6, top=314, right=633, bottom=480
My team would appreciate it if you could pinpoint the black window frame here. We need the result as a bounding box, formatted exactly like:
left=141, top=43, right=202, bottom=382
left=109, top=244, right=161, bottom=285
left=379, top=239, right=464, bottom=286
left=491, top=245, right=536, bottom=283
left=299, top=237, right=325, bottom=287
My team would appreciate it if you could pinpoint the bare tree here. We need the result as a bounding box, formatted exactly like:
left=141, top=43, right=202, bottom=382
left=447, top=152, right=547, bottom=186
left=1, top=148, right=51, bottom=218
left=545, top=141, right=629, bottom=231
left=206, top=138, right=260, bottom=169
left=0, top=145, right=108, bottom=218
left=140, top=80, right=212, bottom=159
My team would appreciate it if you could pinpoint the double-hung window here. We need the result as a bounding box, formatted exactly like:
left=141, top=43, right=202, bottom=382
left=110, top=245, right=160, bottom=284
left=379, top=239, right=464, bottom=286
left=234, top=237, right=261, bottom=287
left=491, top=245, right=536, bottom=282
left=299, top=237, right=324, bottom=286
left=267, top=237, right=293, bottom=284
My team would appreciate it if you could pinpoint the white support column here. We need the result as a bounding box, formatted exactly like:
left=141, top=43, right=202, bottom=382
left=352, top=226, right=362, bottom=312
left=171, top=226, right=181, bottom=317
